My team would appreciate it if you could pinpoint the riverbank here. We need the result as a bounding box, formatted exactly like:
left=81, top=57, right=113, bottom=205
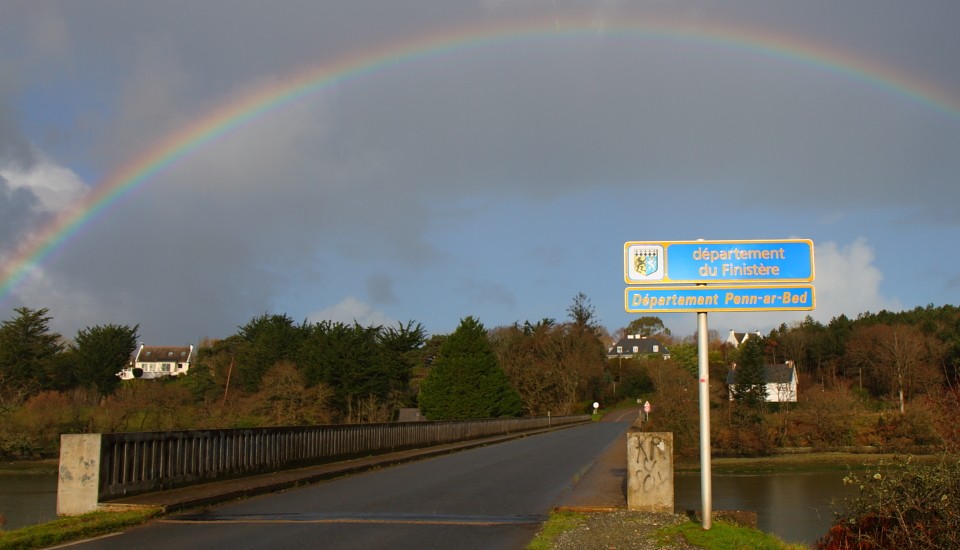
left=678, top=450, right=945, bottom=473
left=0, top=460, right=57, bottom=474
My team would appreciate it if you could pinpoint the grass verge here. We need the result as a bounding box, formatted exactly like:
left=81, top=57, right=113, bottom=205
left=526, top=510, right=586, bottom=550
left=528, top=511, right=809, bottom=550
left=0, top=507, right=162, bottom=550
left=655, top=519, right=808, bottom=550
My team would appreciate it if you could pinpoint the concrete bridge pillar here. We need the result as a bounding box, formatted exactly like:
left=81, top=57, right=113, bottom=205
left=626, top=431, right=674, bottom=513
left=57, top=434, right=102, bottom=516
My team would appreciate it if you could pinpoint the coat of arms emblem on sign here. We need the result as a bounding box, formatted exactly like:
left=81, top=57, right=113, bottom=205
left=629, top=245, right=664, bottom=280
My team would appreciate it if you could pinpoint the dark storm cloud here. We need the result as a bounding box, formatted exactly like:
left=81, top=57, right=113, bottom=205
left=367, top=274, right=398, bottom=305
left=0, top=174, right=42, bottom=244
left=0, top=102, right=36, bottom=168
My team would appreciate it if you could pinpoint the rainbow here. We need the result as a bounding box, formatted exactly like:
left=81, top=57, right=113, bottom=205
left=2, top=15, right=958, bottom=300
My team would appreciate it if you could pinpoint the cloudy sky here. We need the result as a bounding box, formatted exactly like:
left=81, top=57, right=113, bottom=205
left=1, top=1, right=958, bottom=345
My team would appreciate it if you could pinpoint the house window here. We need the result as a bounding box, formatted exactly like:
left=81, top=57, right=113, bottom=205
left=616, top=346, right=622, bottom=353
left=162, top=363, right=171, bottom=372
left=653, top=345, right=659, bottom=352
left=632, top=346, right=639, bottom=353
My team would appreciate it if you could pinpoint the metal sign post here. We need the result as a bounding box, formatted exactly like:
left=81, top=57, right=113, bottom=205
left=697, top=310, right=712, bottom=530
left=622, top=238, right=815, bottom=531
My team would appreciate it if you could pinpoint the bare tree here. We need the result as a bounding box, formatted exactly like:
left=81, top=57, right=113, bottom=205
left=845, top=324, right=943, bottom=414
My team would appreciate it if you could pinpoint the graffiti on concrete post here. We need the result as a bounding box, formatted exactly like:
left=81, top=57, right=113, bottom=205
left=633, top=434, right=668, bottom=492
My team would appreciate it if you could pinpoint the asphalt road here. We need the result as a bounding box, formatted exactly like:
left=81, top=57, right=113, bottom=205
left=62, top=421, right=629, bottom=550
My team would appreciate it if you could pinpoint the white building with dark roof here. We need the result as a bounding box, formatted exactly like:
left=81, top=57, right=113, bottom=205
left=607, top=334, right=670, bottom=360
left=726, top=360, right=798, bottom=402
left=117, top=344, right=194, bottom=380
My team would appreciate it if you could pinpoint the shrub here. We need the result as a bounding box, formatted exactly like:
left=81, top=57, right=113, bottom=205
left=817, top=456, right=960, bottom=549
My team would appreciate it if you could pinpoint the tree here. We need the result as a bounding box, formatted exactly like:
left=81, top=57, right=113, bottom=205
left=564, top=293, right=608, bottom=401
left=377, top=321, right=427, bottom=404
left=669, top=342, right=698, bottom=377
left=623, top=316, right=671, bottom=338
left=567, top=292, right=599, bottom=330
left=647, top=359, right=698, bottom=456
left=731, top=336, right=768, bottom=407
left=419, top=317, right=521, bottom=420
left=0, top=307, right=63, bottom=410
left=491, top=320, right=580, bottom=415
left=235, top=313, right=307, bottom=391
left=845, top=323, right=943, bottom=414
left=252, top=362, right=334, bottom=426
left=72, top=323, right=139, bottom=394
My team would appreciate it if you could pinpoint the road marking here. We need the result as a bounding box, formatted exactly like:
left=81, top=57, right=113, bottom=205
left=160, top=513, right=545, bottom=526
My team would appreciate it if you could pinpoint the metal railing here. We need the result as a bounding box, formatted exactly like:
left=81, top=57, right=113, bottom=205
left=97, top=415, right=589, bottom=500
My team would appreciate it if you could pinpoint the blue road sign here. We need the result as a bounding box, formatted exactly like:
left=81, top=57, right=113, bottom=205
left=625, top=285, right=816, bottom=313
left=624, top=239, right=814, bottom=284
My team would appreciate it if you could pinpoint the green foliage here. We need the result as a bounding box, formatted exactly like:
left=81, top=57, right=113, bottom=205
left=296, top=321, right=424, bottom=418
left=92, top=381, right=197, bottom=432
left=732, top=337, right=768, bottom=407
left=658, top=519, right=805, bottom=550
left=170, top=363, right=218, bottom=403
left=378, top=321, right=427, bottom=397
left=624, top=316, right=670, bottom=337
left=526, top=510, right=586, bottom=550
left=235, top=313, right=307, bottom=391
left=531, top=512, right=804, bottom=550
left=567, top=292, right=599, bottom=330
left=669, top=342, right=698, bottom=376
left=298, top=321, right=381, bottom=401
left=71, top=323, right=139, bottom=395
left=617, top=359, right=655, bottom=398
left=0, top=307, right=62, bottom=409
left=419, top=316, right=521, bottom=420
left=0, top=507, right=162, bottom=550
left=819, top=457, right=960, bottom=549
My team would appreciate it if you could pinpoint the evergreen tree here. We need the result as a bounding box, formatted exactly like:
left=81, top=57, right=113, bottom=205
left=419, top=316, right=521, bottom=420
left=235, top=313, right=307, bottom=391
left=732, top=336, right=768, bottom=407
left=72, top=323, right=139, bottom=394
left=0, top=307, right=63, bottom=408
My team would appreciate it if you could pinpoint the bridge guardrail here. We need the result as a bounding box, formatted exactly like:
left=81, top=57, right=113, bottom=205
left=57, top=415, right=589, bottom=514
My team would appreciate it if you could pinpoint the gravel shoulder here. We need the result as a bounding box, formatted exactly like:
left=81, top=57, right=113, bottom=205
left=550, top=510, right=700, bottom=550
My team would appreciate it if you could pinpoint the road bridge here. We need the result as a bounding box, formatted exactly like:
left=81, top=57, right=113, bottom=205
left=62, top=419, right=633, bottom=550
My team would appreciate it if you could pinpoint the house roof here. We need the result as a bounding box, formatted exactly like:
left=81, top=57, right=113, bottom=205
left=607, top=335, right=668, bottom=357
left=763, top=363, right=796, bottom=384
left=726, top=330, right=761, bottom=347
left=726, top=362, right=796, bottom=385
left=136, top=345, right=193, bottom=363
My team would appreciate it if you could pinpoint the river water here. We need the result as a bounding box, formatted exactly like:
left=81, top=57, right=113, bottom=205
left=0, top=472, right=58, bottom=531
left=2, top=470, right=853, bottom=543
left=675, top=470, right=855, bottom=545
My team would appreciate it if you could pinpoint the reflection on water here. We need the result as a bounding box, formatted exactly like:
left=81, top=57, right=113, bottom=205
left=0, top=473, right=58, bottom=531
left=675, top=470, right=855, bottom=545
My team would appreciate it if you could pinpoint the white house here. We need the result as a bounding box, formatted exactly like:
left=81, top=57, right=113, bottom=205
left=726, top=329, right=762, bottom=349
left=726, top=360, right=798, bottom=403
left=117, top=345, right=194, bottom=380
